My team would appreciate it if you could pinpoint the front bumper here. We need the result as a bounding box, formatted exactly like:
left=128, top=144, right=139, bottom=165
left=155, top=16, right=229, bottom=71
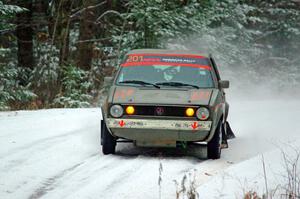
left=106, top=118, right=212, bottom=131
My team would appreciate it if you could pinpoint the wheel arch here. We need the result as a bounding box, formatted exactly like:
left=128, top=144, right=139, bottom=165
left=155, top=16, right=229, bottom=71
left=205, top=114, right=224, bottom=143
left=100, top=106, right=117, bottom=138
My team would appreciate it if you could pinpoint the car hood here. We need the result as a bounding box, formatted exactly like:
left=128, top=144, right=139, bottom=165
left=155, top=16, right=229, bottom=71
left=112, top=86, right=214, bottom=105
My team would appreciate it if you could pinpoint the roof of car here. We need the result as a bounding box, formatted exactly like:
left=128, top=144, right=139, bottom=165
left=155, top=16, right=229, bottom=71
left=127, top=49, right=211, bottom=58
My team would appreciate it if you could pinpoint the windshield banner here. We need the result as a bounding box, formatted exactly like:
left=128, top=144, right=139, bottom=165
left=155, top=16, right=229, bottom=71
left=121, top=54, right=211, bottom=70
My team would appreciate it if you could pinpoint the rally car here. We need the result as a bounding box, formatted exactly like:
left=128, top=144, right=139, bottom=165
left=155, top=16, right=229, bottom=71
left=101, top=49, right=234, bottom=159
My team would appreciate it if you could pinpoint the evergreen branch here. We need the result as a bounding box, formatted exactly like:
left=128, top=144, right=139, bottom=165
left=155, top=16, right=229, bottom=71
left=70, top=1, right=107, bottom=19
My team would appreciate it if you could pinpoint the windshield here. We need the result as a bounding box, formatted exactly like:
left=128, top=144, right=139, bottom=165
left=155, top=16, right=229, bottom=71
left=116, top=65, right=214, bottom=88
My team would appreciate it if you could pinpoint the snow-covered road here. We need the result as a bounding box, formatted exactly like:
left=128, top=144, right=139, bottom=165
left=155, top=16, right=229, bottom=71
left=0, top=99, right=300, bottom=199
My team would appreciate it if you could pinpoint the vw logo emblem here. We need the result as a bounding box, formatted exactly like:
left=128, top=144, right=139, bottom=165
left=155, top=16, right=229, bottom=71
left=155, top=107, right=165, bottom=116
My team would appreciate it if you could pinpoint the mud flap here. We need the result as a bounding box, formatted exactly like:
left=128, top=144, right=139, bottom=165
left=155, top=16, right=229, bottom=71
left=221, top=123, right=228, bottom=149
left=221, top=121, right=235, bottom=149
left=226, top=121, right=235, bottom=139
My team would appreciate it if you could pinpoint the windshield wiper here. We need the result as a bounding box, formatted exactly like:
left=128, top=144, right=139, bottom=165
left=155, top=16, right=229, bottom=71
left=155, top=81, right=199, bottom=89
left=119, top=80, right=160, bottom=89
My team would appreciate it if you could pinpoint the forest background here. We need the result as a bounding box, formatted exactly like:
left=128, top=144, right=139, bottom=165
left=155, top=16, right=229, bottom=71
left=1, top=0, right=300, bottom=110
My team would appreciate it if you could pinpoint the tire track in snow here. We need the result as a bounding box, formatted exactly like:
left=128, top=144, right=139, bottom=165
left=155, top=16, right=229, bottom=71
left=0, top=127, right=99, bottom=199
left=37, top=156, right=147, bottom=199
left=28, top=162, right=84, bottom=199
left=0, top=128, right=91, bottom=172
left=27, top=152, right=109, bottom=199
left=0, top=126, right=92, bottom=159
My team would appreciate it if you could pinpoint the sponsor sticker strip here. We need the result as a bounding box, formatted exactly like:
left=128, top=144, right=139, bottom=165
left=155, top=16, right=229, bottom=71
left=106, top=118, right=212, bottom=131
left=121, top=54, right=211, bottom=70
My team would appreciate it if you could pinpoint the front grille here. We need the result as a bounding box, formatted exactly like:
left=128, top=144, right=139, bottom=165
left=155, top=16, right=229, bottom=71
left=122, top=105, right=197, bottom=118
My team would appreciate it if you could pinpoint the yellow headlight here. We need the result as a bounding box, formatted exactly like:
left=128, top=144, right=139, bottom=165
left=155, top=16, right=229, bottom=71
left=185, top=108, right=195, bottom=117
left=126, top=106, right=135, bottom=115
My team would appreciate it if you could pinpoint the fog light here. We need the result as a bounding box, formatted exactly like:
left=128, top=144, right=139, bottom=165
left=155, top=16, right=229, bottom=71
left=126, top=106, right=135, bottom=115
left=185, top=108, right=195, bottom=117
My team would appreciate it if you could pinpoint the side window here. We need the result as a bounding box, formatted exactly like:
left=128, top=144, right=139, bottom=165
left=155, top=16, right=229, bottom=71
left=118, top=72, right=124, bottom=82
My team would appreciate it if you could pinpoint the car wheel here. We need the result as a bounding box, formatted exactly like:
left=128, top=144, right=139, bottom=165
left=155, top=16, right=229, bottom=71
left=207, top=121, right=222, bottom=159
left=101, top=120, right=116, bottom=155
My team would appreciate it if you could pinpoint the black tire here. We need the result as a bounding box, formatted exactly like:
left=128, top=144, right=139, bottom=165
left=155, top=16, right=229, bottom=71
left=207, top=121, right=222, bottom=159
left=101, top=120, right=116, bottom=155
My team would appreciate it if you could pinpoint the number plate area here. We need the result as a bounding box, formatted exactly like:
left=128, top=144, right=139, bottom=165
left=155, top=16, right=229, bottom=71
left=106, top=118, right=212, bottom=131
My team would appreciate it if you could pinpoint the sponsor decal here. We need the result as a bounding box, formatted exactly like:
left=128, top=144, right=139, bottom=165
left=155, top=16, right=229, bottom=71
left=114, top=88, right=135, bottom=100
left=190, top=91, right=211, bottom=101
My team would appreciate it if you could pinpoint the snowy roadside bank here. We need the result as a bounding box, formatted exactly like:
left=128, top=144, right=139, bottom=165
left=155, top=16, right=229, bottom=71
left=197, top=99, right=300, bottom=198
left=198, top=140, right=300, bottom=198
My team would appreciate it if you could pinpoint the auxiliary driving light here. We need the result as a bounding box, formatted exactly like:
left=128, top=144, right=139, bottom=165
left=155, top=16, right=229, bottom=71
left=185, top=108, right=195, bottom=117
left=126, top=106, right=135, bottom=115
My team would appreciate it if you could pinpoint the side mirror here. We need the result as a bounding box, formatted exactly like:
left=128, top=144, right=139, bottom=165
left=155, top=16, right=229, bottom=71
left=219, top=80, right=229, bottom=89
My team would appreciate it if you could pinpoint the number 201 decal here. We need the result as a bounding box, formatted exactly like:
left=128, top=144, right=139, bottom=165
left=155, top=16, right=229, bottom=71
left=126, top=55, right=144, bottom=62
